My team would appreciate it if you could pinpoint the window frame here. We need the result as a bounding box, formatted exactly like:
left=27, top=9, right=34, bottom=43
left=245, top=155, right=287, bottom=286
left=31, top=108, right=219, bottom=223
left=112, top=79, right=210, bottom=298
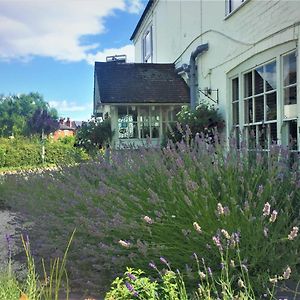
left=225, top=0, right=246, bottom=16
left=142, top=26, right=153, bottom=63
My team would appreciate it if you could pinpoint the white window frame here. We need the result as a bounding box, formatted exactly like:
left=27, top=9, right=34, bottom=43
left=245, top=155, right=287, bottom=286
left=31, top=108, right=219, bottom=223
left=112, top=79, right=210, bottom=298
left=225, top=0, right=246, bottom=16
left=142, top=26, right=153, bottom=63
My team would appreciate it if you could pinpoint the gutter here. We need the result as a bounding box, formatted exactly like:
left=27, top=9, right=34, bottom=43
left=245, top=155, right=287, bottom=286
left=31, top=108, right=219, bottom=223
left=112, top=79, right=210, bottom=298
left=176, top=43, right=209, bottom=110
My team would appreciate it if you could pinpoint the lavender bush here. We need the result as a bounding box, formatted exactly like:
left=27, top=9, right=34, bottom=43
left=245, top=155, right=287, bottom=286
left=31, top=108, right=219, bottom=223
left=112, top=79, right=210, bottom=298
left=1, top=133, right=300, bottom=297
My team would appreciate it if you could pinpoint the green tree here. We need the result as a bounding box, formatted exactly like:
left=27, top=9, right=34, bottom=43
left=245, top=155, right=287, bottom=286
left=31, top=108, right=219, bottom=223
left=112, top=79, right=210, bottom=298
left=76, top=118, right=114, bottom=154
left=0, top=93, right=58, bottom=137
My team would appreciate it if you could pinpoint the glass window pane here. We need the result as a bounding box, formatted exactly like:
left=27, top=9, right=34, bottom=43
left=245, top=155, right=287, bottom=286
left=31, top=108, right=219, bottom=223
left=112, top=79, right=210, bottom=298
left=232, top=78, right=239, bottom=101
left=118, top=106, right=128, bottom=139
left=139, top=107, right=150, bottom=138
left=230, top=0, right=243, bottom=12
left=232, top=102, right=239, bottom=125
left=283, top=52, right=297, bottom=86
left=284, top=86, right=297, bottom=105
left=244, top=98, right=253, bottom=123
left=254, top=67, right=264, bottom=95
left=265, top=62, right=277, bottom=91
left=248, top=126, right=256, bottom=149
left=258, top=125, right=267, bottom=149
left=270, top=123, right=277, bottom=144
left=266, top=92, right=277, bottom=121
left=289, top=120, right=297, bottom=150
left=254, top=95, right=264, bottom=122
left=244, top=72, right=252, bottom=97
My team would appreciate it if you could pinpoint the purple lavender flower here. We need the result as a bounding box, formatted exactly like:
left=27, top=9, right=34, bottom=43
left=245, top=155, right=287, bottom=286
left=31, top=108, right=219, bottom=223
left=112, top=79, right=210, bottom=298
left=149, top=262, right=157, bottom=270
left=160, top=256, right=169, bottom=267
left=125, top=281, right=138, bottom=296
left=212, top=235, right=223, bottom=251
left=127, top=273, right=137, bottom=281
left=208, top=267, right=213, bottom=276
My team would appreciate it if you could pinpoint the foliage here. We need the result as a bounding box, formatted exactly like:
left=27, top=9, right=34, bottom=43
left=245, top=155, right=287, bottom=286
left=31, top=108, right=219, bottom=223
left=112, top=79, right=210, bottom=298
left=1, top=135, right=300, bottom=297
left=105, top=267, right=187, bottom=300
left=165, top=104, right=224, bottom=144
left=27, top=109, right=59, bottom=136
left=0, top=230, right=75, bottom=300
left=0, top=93, right=58, bottom=137
left=76, top=118, right=114, bottom=154
left=0, top=136, right=88, bottom=168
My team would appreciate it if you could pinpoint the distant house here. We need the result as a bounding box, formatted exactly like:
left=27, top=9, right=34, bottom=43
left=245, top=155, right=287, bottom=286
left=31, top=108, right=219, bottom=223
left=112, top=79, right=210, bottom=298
left=53, top=118, right=81, bottom=140
left=93, top=62, right=189, bottom=148
left=130, top=0, right=300, bottom=150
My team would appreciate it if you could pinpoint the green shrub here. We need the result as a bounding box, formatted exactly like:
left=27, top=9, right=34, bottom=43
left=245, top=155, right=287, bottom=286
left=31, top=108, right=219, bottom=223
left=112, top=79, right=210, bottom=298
left=0, top=136, right=89, bottom=168
left=76, top=118, right=114, bottom=154
left=164, top=104, right=224, bottom=144
left=2, top=135, right=300, bottom=297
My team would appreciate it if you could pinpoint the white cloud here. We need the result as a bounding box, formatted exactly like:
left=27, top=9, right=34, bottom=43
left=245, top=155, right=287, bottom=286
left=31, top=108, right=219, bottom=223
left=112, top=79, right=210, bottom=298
left=49, top=100, right=92, bottom=113
left=126, top=0, right=144, bottom=13
left=0, top=0, right=140, bottom=63
left=86, top=44, right=135, bottom=65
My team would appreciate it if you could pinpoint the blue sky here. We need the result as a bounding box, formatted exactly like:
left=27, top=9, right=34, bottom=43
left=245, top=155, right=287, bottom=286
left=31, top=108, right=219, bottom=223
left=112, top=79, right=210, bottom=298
left=0, top=0, right=147, bottom=121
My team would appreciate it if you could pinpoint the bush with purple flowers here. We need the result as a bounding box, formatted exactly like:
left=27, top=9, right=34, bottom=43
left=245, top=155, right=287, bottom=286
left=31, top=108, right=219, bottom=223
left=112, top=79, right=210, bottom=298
left=1, top=133, right=300, bottom=297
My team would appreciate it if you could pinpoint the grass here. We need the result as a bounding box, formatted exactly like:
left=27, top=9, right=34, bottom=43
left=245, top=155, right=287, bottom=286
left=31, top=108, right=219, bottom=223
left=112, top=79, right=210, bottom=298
left=0, top=230, right=75, bottom=300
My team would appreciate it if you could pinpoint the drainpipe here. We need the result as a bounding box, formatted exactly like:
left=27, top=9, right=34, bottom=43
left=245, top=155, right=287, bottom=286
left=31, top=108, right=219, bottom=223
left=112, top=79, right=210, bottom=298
left=189, top=43, right=208, bottom=110
left=176, top=43, right=208, bottom=111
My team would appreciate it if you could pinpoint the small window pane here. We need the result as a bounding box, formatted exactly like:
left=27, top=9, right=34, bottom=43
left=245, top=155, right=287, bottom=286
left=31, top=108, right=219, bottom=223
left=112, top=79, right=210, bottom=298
left=254, top=67, right=264, bottom=95
left=284, top=86, right=297, bottom=105
left=254, top=95, right=264, bottom=122
left=283, top=52, right=297, bottom=86
left=244, top=72, right=252, bottom=97
left=270, top=123, right=277, bottom=144
left=232, top=78, right=239, bottom=101
left=232, top=102, right=239, bottom=125
left=266, top=92, right=277, bottom=121
left=258, top=125, right=267, bottom=149
left=140, top=107, right=150, bottom=138
left=244, top=98, right=253, bottom=123
left=289, top=120, right=298, bottom=150
left=265, top=62, right=277, bottom=91
left=229, top=0, right=243, bottom=12
left=248, top=126, right=256, bottom=149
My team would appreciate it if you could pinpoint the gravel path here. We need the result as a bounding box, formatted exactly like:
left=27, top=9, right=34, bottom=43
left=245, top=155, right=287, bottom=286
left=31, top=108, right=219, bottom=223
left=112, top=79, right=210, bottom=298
left=0, top=209, right=20, bottom=266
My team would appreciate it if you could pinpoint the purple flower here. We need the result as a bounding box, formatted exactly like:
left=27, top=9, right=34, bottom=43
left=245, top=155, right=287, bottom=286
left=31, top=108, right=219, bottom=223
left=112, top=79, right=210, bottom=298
left=208, top=267, right=213, bottom=276
left=127, top=273, right=136, bottom=281
left=160, top=256, right=169, bottom=267
left=149, top=262, right=157, bottom=270
left=125, top=281, right=138, bottom=296
left=212, top=235, right=223, bottom=251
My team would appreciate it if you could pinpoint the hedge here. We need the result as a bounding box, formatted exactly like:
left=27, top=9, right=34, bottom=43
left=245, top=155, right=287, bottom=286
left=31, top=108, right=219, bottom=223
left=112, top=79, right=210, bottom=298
left=0, top=137, right=89, bottom=168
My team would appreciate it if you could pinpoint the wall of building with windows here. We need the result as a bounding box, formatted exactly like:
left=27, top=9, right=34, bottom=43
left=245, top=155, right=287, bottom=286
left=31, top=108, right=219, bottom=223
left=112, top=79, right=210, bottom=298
left=132, top=0, right=300, bottom=148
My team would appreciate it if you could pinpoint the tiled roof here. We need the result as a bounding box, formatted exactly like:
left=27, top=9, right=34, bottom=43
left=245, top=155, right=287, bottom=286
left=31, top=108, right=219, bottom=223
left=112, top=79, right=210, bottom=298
left=94, top=62, right=190, bottom=104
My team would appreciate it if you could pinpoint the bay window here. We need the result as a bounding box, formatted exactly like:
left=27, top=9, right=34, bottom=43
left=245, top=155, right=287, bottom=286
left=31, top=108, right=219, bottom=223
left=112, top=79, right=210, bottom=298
left=230, top=48, right=298, bottom=150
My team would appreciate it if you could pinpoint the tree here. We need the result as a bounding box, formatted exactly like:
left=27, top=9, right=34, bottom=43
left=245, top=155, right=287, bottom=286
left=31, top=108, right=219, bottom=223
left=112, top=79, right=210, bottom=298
left=27, top=108, right=59, bottom=135
left=76, top=118, right=114, bottom=154
left=0, top=93, right=58, bottom=137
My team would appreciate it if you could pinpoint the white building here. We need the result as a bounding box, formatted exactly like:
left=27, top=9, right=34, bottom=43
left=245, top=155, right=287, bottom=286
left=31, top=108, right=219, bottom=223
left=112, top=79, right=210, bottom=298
left=131, top=0, right=300, bottom=150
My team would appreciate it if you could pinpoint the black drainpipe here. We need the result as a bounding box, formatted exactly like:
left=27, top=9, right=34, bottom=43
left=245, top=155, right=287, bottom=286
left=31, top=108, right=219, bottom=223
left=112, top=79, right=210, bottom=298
left=176, top=43, right=209, bottom=110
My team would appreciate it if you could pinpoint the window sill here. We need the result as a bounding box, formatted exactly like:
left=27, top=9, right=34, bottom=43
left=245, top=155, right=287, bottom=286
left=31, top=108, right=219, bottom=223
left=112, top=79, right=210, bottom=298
left=224, top=0, right=250, bottom=20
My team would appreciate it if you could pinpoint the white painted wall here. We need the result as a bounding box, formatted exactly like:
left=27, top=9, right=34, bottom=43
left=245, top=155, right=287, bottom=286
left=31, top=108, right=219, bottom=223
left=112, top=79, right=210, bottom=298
left=133, top=0, right=300, bottom=145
